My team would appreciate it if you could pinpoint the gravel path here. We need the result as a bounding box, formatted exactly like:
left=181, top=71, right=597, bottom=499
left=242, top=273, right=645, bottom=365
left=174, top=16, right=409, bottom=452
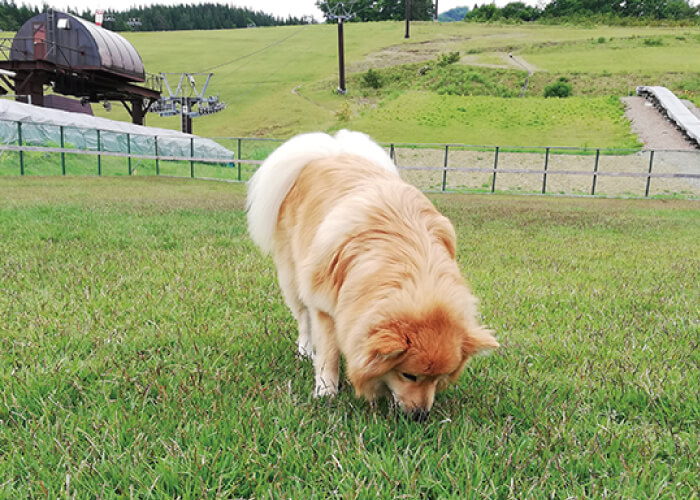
left=622, top=96, right=697, bottom=151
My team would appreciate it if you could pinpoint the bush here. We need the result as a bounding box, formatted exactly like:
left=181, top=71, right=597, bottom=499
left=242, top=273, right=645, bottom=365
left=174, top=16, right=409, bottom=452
left=362, top=68, right=382, bottom=89
left=437, top=51, right=461, bottom=67
left=543, top=77, right=573, bottom=98
left=334, top=102, right=352, bottom=121
left=643, top=37, right=664, bottom=47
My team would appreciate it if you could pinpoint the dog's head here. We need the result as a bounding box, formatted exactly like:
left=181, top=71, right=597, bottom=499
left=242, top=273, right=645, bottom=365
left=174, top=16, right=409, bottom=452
left=349, top=305, right=498, bottom=421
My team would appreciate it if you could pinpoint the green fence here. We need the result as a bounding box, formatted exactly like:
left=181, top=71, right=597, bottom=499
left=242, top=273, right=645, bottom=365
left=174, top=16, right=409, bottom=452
left=2, top=132, right=699, bottom=198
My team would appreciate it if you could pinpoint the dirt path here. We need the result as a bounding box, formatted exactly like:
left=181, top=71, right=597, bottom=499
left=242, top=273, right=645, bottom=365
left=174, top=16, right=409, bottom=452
left=622, top=96, right=697, bottom=151
left=501, top=53, right=538, bottom=74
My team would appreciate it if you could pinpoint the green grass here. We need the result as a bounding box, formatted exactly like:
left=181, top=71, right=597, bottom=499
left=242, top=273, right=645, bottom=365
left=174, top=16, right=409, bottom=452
left=0, top=148, right=246, bottom=180
left=1, top=177, right=698, bottom=497
left=523, top=33, right=700, bottom=74
left=345, top=92, right=639, bottom=147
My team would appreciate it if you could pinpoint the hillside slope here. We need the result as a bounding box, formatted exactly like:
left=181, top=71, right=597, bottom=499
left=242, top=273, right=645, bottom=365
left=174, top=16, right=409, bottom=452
left=101, top=22, right=700, bottom=146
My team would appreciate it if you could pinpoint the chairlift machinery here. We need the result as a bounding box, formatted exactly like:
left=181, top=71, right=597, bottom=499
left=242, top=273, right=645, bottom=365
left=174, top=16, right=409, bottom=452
left=0, top=9, right=226, bottom=134
left=149, top=72, right=226, bottom=134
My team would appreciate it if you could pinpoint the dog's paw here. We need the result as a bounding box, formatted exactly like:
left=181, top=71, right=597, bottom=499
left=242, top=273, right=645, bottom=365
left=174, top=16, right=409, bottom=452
left=297, top=341, right=314, bottom=360
left=313, top=383, right=338, bottom=399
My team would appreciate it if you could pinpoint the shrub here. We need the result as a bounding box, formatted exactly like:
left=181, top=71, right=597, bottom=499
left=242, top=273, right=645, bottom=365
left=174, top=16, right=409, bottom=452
left=362, top=68, right=382, bottom=89
left=643, top=37, right=663, bottom=47
left=543, top=77, right=573, bottom=98
left=335, top=102, right=352, bottom=121
left=437, top=51, right=461, bottom=67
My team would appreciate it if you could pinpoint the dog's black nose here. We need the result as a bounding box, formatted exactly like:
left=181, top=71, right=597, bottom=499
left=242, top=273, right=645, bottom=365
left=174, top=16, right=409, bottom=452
left=411, top=409, right=429, bottom=423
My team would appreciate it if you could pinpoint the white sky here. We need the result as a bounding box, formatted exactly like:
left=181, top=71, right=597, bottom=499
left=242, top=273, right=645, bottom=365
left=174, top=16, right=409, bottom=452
left=18, top=1, right=525, bottom=22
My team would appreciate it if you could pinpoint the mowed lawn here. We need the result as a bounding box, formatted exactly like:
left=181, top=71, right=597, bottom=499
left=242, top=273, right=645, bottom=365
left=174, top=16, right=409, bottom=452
left=0, top=177, right=698, bottom=497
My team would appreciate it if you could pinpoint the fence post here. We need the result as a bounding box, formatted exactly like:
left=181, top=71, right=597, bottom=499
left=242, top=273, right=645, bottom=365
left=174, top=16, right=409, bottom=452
left=442, top=145, right=449, bottom=192
left=127, top=134, right=132, bottom=175
left=190, top=137, right=195, bottom=178
left=390, top=143, right=395, bottom=163
left=60, top=125, right=66, bottom=176
left=96, top=129, right=101, bottom=176
left=17, top=122, right=24, bottom=176
left=155, top=136, right=159, bottom=176
left=237, top=138, right=242, bottom=181
left=491, top=146, right=499, bottom=193
left=541, top=147, right=550, bottom=194
left=645, top=150, right=655, bottom=197
left=591, top=149, right=600, bottom=195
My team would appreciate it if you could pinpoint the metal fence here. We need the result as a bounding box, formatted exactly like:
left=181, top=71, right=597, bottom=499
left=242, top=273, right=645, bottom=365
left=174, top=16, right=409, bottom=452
left=2, top=135, right=699, bottom=199
left=385, top=143, right=700, bottom=198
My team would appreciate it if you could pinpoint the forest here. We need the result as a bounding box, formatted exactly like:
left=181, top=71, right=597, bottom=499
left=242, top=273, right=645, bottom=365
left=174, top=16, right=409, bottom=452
left=0, top=2, right=309, bottom=31
left=1, top=0, right=698, bottom=33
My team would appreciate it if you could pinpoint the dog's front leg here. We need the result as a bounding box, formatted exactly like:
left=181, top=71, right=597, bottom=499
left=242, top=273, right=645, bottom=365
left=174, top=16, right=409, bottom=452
left=310, top=309, right=339, bottom=398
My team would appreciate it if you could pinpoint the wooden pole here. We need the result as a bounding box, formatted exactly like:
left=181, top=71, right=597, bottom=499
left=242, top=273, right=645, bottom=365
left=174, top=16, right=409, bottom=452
left=337, top=18, right=346, bottom=94
left=405, top=0, right=411, bottom=39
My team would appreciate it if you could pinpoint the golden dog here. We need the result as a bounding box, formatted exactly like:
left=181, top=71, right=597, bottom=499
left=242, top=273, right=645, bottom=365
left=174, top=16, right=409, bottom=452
left=247, top=130, right=498, bottom=420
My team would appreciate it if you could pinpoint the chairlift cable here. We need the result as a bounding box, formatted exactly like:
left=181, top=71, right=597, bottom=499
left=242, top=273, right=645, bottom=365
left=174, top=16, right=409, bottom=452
left=198, top=26, right=307, bottom=73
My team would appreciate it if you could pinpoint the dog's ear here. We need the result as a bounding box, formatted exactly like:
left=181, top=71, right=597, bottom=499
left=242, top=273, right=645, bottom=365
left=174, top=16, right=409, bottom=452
left=367, top=327, right=407, bottom=358
left=462, top=327, right=499, bottom=356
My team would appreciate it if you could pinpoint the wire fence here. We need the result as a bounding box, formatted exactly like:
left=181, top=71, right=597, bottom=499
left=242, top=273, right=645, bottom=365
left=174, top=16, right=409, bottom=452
left=2, top=135, right=699, bottom=199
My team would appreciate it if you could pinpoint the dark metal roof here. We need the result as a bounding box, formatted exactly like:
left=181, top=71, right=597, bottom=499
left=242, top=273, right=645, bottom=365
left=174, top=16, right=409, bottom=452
left=10, top=11, right=145, bottom=82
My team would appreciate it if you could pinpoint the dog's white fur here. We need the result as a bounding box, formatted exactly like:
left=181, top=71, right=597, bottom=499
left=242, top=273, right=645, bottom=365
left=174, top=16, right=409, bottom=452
left=246, top=130, right=397, bottom=255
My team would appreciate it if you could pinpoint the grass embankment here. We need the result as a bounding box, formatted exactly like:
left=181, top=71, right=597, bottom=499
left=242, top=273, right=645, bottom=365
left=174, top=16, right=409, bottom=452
left=1, top=177, right=697, bottom=497
left=342, top=93, right=637, bottom=147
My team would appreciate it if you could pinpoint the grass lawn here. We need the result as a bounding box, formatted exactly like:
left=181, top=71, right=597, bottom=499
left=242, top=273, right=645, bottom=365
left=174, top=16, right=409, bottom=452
left=1, top=177, right=697, bottom=497
left=343, top=92, right=638, bottom=148
left=522, top=33, right=700, bottom=74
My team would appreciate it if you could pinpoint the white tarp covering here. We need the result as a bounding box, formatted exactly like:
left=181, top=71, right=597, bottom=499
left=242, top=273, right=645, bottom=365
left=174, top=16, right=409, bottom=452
left=0, top=99, right=234, bottom=161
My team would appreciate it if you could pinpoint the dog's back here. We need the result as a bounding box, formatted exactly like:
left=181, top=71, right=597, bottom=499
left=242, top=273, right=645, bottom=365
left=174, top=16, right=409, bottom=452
left=245, top=130, right=397, bottom=255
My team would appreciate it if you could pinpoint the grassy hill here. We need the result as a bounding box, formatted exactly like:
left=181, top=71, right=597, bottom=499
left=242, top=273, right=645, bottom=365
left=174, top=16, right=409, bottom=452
left=103, top=22, right=700, bottom=147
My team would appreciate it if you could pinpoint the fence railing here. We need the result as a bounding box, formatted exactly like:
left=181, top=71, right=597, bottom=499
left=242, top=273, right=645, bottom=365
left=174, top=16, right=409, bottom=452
left=382, top=142, right=699, bottom=198
left=2, top=135, right=699, bottom=199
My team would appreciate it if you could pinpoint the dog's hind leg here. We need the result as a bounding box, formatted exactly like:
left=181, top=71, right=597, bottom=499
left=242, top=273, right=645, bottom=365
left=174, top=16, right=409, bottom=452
left=296, top=308, right=313, bottom=359
left=274, top=256, right=313, bottom=359
left=310, top=309, right=339, bottom=398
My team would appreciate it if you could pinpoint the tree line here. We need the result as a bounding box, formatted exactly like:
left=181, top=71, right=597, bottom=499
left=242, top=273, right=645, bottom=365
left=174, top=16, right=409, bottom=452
left=465, top=0, right=699, bottom=22
left=0, top=2, right=311, bottom=32
left=3, top=0, right=697, bottom=32
left=317, top=0, right=699, bottom=22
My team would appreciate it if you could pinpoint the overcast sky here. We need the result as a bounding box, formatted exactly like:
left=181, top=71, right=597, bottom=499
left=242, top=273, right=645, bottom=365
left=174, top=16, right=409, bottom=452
left=17, top=1, right=528, bottom=21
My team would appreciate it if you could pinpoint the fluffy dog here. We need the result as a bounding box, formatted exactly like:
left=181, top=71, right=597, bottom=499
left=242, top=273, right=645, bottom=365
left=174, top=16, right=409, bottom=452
left=246, top=130, right=498, bottom=420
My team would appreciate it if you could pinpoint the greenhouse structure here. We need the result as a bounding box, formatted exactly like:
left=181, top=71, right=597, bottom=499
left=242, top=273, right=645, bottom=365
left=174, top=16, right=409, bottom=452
left=0, top=99, right=234, bottom=162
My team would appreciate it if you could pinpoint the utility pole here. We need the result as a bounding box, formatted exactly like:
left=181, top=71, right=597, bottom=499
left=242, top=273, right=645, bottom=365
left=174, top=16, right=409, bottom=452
left=405, top=0, right=411, bottom=39
left=337, top=17, right=346, bottom=94
left=325, top=2, right=355, bottom=94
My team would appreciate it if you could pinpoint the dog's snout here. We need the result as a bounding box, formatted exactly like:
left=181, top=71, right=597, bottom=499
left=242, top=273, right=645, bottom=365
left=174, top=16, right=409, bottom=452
left=411, top=408, right=430, bottom=423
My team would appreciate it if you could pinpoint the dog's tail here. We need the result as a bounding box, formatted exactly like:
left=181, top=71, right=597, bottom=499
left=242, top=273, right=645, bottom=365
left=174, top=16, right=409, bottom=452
left=246, top=129, right=397, bottom=254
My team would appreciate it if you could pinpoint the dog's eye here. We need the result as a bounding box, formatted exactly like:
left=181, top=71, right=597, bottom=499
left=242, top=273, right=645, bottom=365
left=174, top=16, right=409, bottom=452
left=401, top=373, right=418, bottom=382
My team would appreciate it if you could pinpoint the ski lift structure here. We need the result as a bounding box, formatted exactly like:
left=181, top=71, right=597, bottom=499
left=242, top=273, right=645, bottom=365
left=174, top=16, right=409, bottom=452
left=149, top=72, right=226, bottom=134
left=0, top=9, right=160, bottom=124
left=0, top=9, right=226, bottom=133
left=322, top=1, right=355, bottom=95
